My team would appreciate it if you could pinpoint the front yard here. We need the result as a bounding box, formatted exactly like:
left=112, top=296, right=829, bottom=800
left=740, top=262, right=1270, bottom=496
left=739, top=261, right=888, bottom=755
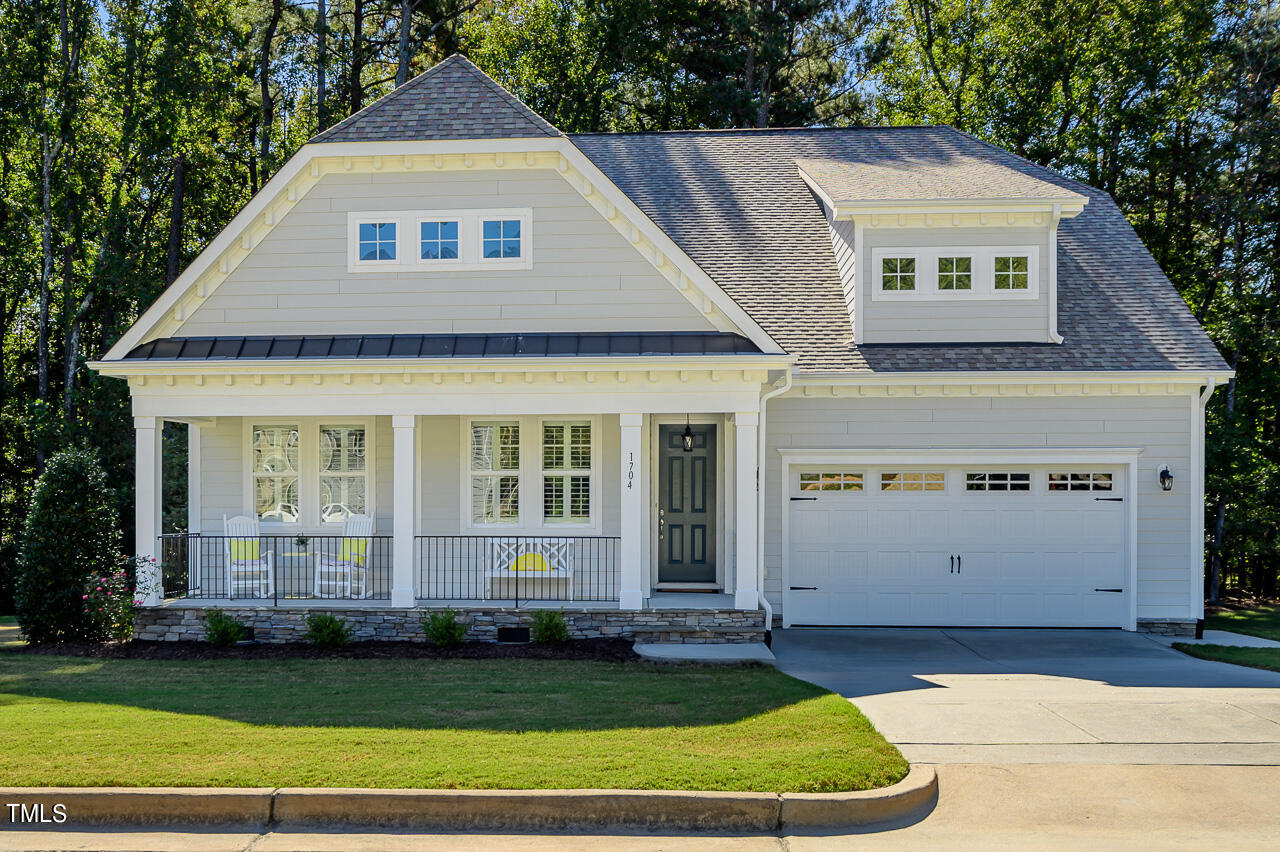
left=1174, top=605, right=1280, bottom=673
left=0, top=653, right=906, bottom=792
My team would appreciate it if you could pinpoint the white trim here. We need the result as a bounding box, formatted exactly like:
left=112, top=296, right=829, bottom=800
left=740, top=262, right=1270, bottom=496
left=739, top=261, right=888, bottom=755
left=870, top=245, right=1040, bottom=301
left=187, top=423, right=202, bottom=535
left=346, top=208, right=533, bottom=273
left=789, top=371, right=1235, bottom=387
left=777, top=447, right=1141, bottom=631
left=619, top=413, right=645, bottom=609
left=102, top=137, right=783, bottom=361
left=852, top=221, right=865, bottom=345
left=459, top=414, right=602, bottom=534
left=241, top=417, right=377, bottom=530
left=135, top=417, right=163, bottom=604
left=391, top=414, right=416, bottom=607
left=1048, top=203, right=1064, bottom=343
left=1193, top=378, right=1218, bottom=620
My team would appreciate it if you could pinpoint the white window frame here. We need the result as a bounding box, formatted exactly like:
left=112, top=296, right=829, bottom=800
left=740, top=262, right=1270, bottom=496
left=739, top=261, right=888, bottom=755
left=461, top=415, right=601, bottom=533
left=243, top=417, right=376, bottom=529
left=871, top=245, right=1040, bottom=301
left=347, top=209, right=533, bottom=273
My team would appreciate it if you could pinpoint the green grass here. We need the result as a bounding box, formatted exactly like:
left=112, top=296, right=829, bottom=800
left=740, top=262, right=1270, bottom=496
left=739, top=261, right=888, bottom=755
left=1206, top=605, right=1280, bottom=642
left=0, top=616, right=15, bottom=625
left=0, top=654, right=906, bottom=791
left=1173, top=643, right=1280, bottom=673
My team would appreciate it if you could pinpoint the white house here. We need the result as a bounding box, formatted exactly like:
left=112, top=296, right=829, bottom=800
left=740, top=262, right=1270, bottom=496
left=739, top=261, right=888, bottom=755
left=91, top=56, right=1231, bottom=642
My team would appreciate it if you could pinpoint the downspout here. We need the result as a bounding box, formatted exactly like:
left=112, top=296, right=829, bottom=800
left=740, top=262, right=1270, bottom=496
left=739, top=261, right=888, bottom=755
left=1048, top=203, right=1064, bottom=344
left=756, top=368, right=794, bottom=639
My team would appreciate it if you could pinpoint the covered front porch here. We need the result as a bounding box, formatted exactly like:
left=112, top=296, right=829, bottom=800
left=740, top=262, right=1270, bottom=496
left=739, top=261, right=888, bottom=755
left=116, top=347, right=787, bottom=626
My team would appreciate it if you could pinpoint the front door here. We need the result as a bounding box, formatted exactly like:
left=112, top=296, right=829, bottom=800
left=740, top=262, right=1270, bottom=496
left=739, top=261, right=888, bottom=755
left=658, top=424, right=717, bottom=583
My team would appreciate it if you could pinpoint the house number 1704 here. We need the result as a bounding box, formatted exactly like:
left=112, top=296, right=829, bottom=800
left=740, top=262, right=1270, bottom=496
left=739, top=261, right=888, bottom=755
left=627, top=452, right=635, bottom=489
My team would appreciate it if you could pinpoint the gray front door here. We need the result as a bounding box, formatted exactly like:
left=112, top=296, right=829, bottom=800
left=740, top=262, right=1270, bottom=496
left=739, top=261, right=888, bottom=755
left=658, top=424, right=717, bottom=583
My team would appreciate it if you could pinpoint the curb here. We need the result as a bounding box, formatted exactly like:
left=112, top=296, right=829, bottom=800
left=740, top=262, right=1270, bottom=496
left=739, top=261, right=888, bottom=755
left=0, top=768, right=936, bottom=831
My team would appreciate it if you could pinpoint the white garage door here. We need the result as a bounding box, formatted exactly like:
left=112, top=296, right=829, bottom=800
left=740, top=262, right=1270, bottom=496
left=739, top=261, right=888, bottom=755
left=785, top=465, right=1128, bottom=627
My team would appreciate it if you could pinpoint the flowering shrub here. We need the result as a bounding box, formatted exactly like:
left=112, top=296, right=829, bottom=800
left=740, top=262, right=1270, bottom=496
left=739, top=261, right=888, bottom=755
left=81, top=556, right=153, bottom=642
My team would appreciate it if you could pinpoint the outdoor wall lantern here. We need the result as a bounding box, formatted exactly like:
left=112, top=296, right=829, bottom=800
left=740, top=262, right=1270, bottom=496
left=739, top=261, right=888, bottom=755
left=1159, top=465, right=1174, bottom=492
left=682, top=415, right=695, bottom=453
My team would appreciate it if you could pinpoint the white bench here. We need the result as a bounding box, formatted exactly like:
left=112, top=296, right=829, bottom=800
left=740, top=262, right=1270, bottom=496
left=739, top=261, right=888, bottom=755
left=485, top=538, right=575, bottom=600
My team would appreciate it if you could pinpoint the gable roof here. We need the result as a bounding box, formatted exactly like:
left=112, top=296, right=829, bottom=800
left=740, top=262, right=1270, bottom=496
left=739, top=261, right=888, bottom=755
left=795, top=152, right=1084, bottom=204
left=570, top=126, right=1229, bottom=374
left=311, top=54, right=561, bottom=143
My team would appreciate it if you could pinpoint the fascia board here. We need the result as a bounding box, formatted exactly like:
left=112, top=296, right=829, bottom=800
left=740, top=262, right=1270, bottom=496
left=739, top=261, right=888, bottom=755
left=790, top=370, right=1235, bottom=385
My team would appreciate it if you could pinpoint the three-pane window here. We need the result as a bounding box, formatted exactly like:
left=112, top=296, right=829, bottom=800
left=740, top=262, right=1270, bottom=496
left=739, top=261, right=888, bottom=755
left=358, top=222, right=397, bottom=261
left=420, top=220, right=459, bottom=260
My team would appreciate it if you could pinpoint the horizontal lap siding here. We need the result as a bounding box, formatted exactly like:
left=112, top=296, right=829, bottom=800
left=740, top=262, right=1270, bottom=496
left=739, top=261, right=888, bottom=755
left=199, top=417, right=243, bottom=530
left=179, top=170, right=714, bottom=337
left=763, top=393, right=1197, bottom=621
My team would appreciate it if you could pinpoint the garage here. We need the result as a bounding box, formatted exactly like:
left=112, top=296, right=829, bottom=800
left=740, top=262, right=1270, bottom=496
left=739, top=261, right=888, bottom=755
left=783, top=457, right=1132, bottom=628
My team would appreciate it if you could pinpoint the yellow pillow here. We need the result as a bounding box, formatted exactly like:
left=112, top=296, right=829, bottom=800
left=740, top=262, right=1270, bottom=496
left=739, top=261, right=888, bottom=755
left=339, top=538, right=368, bottom=564
left=511, top=552, right=550, bottom=573
left=229, top=538, right=259, bottom=561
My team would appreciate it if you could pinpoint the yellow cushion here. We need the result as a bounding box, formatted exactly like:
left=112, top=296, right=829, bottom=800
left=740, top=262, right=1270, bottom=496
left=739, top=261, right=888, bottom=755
left=510, top=552, right=550, bottom=573
left=339, top=538, right=368, bottom=564
left=229, top=538, right=259, bottom=561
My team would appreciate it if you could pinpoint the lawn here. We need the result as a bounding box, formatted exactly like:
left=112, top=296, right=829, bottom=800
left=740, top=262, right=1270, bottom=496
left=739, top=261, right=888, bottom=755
left=1206, top=604, right=1280, bottom=642
left=1173, top=643, right=1280, bottom=673
left=0, top=653, right=906, bottom=792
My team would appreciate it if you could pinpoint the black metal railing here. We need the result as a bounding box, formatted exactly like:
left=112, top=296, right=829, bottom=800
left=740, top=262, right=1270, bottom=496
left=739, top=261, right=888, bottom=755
left=415, top=535, right=620, bottom=604
left=158, top=533, right=393, bottom=603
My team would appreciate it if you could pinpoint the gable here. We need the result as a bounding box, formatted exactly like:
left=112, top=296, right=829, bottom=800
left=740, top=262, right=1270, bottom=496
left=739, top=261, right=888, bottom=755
left=177, top=167, right=717, bottom=338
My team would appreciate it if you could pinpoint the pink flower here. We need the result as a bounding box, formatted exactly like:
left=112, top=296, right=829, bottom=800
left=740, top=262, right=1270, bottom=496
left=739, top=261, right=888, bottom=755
left=82, top=594, right=88, bottom=599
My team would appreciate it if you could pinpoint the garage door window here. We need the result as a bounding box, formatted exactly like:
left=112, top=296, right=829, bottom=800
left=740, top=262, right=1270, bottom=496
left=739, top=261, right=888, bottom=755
left=965, top=472, right=1031, bottom=492
left=880, top=472, right=945, bottom=492
left=800, top=472, right=863, bottom=492
left=1048, top=472, right=1113, bottom=492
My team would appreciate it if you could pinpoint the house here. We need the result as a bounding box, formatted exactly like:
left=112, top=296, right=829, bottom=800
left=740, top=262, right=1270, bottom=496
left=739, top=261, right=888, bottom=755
left=91, top=55, right=1231, bottom=643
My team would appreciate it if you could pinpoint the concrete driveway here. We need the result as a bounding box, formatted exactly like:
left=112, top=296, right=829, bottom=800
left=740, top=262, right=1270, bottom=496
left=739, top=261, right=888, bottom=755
left=772, top=628, right=1280, bottom=764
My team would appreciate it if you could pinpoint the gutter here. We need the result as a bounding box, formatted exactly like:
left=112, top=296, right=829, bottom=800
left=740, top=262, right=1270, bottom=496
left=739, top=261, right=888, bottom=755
left=756, top=368, right=794, bottom=638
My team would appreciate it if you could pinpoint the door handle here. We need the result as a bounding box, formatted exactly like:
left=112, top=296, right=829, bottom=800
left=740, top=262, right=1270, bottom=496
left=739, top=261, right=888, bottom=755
left=1095, top=497, right=1124, bottom=502
left=957, top=555, right=961, bottom=574
left=1094, top=588, right=1123, bottom=593
left=658, top=516, right=665, bottom=540
left=950, top=555, right=955, bottom=574
left=790, top=586, right=818, bottom=591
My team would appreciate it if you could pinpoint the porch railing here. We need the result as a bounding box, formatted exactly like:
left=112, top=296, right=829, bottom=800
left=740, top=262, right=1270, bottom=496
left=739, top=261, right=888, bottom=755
left=415, top=535, right=620, bottom=604
left=157, top=533, right=393, bottom=603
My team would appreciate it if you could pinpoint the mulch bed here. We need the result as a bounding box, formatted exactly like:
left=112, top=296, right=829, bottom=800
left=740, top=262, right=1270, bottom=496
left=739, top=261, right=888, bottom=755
left=7, top=637, right=641, bottom=662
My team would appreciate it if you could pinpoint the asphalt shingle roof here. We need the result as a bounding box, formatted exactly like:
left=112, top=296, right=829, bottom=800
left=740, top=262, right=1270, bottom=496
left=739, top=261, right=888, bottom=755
left=795, top=154, right=1084, bottom=203
left=571, top=128, right=1228, bottom=374
left=311, top=55, right=560, bottom=143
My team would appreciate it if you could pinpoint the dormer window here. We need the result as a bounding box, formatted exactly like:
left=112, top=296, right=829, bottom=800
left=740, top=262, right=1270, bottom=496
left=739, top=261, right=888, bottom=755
left=872, top=246, right=1038, bottom=300
left=347, top=209, right=532, bottom=272
left=357, top=222, right=397, bottom=262
left=420, top=220, right=459, bottom=260
left=482, top=219, right=522, bottom=259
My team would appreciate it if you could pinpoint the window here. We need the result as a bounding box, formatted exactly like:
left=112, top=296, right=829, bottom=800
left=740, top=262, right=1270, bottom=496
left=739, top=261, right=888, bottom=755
left=799, top=472, right=863, bottom=492
left=938, top=256, right=972, bottom=290
left=251, top=425, right=300, bottom=523
left=1049, top=472, right=1113, bottom=492
left=995, top=255, right=1030, bottom=290
left=483, top=219, right=522, bottom=259
left=471, top=422, right=521, bottom=524
left=357, top=222, right=396, bottom=261
left=881, top=471, right=945, bottom=492
left=420, top=220, right=459, bottom=260
left=966, top=472, right=1031, bottom=492
left=542, top=423, right=592, bottom=523
left=881, top=257, right=916, bottom=291
left=319, top=425, right=367, bottom=522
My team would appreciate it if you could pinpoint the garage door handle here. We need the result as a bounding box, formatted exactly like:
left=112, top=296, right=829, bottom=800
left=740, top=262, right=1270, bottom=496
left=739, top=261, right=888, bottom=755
left=1094, top=588, right=1123, bottom=593
left=790, top=497, right=818, bottom=502
left=957, top=555, right=961, bottom=574
left=950, top=555, right=955, bottom=574
left=1094, top=497, right=1124, bottom=502
left=789, top=586, right=818, bottom=591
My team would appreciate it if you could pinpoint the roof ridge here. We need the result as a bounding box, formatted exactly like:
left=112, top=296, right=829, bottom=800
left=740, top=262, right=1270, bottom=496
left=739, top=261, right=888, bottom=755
left=448, top=55, right=561, bottom=137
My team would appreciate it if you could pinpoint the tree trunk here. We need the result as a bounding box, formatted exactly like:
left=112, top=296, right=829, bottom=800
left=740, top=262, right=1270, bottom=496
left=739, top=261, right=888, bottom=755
left=259, top=0, right=283, bottom=169
left=397, top=0, right=414, bottom=87
left=61, top=291, right=92, bottom=421
left=165, top=154, right=185, bottom=285
left=316, top=0, right=328, bottom=129
left=351, top=0, right=365, bottom=113
left=37, top=132, right=62, bottom=471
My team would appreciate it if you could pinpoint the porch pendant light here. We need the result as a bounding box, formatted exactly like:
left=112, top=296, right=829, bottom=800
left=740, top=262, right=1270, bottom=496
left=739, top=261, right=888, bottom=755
left=682, top=416, right=695, bottom=453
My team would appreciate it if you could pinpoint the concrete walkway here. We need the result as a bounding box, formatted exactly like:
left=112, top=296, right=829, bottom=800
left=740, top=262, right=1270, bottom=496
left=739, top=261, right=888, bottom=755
left=772, top=627, right=1280, bottom=764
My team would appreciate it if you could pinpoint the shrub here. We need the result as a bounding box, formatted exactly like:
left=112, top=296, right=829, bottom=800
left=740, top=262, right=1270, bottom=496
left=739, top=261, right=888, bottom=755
left=304, top=612, right=353, bottom=647
left=16, top=448, right=124, bottom=643
left=531, top=609, right=570, bottom=644
left=81, top=556, right=150, bottom=642
left=205, top=609, right=249, bottom=646
left=422, top=608, right=467, bottom=647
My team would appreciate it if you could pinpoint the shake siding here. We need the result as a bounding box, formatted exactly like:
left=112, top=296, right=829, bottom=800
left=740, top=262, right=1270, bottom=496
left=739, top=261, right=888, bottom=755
left=762, top=393, right=1197, bottom=621
left=179, top=170, right=715, bottom=337
left=858, top=226, right=1051, bottom=344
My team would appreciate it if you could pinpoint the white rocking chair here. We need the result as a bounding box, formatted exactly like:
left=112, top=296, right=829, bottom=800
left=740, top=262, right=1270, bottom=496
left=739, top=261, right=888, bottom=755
left=314, top=514, right=375, bottom=599
left=223, top=514, right=274, bottom=598
left=485, top=538, right=575, bottom=600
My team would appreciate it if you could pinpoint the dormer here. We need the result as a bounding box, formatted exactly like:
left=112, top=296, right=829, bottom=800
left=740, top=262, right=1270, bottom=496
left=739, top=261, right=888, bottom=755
left=797, top=154, right=1088, bottom=345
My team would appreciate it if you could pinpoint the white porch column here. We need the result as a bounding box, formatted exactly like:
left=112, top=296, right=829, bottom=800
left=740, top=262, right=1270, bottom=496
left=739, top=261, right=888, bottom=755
left=134, top=416, right=163, bottom=605
left=391, top=415, right=417, bottom=607
left=733, top=411, right=760, bottom=610
left=619, top=413, right=645, bottom=610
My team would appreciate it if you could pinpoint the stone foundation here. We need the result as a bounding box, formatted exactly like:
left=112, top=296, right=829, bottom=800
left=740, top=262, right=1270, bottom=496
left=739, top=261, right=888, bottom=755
left=135, top=605, right=767, bottom=644
left=1136, top=618, right=1199, bottom=637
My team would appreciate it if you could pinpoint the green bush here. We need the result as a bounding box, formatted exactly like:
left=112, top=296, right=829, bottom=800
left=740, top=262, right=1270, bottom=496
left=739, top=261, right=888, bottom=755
left=16, top=448, right=124, bottom=643
left=422, top=608, right=467, bottom=647
left=304, top=612, right=353, bottom=647
left=531, top=609, right=570, bottom=644
left=205, top=609, right=249, bottom=646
